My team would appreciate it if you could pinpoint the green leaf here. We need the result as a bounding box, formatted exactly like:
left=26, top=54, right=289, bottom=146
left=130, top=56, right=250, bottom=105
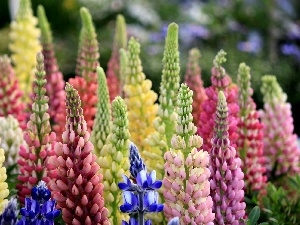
left=248, top=206, right=260, bottom=225
left=258, top=223, right=269, bottom=225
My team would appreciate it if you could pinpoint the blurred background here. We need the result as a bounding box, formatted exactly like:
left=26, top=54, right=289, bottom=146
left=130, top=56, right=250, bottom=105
left=1, top=0, right=300, bottom=133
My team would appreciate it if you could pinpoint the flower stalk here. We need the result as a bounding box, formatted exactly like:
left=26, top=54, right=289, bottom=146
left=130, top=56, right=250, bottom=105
left=69, top=7, right=99, bottom=131
left=124, top=37, right=158, bottom=172
left=17, top=53, right=56, bottom=204
left=98, top=96, right=130, bottom=225
left=260, top=75, right=300, bottom=176
left=9, top=0, right=41, bottom=102
left=91, top=67, right=112, bottom=158
left=37, top=5, right=66, bottom=142
left=198, top=50, right=240, bottom=153
left=107, top=14, right=127, bottom=101
left=236, top=63, right=267, bottom=192
left=210, top=91, right=246, bottom=224
left=163, top=84, right=214, bottom=224
left=184, top=48, right=207, bottom=126
left=49, top=83, right=110, bottom=225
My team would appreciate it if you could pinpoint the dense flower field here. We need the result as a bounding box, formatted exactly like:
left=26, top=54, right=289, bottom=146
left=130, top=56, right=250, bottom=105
left=0, top=0, right=300, bottom=224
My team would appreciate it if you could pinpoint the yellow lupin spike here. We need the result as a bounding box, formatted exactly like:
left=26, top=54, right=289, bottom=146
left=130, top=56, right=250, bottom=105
left=9, top=0, right=42, bottom=102
left=123, top=37, right=160, bottom=173
left=0, top=146, right=9, bottom=213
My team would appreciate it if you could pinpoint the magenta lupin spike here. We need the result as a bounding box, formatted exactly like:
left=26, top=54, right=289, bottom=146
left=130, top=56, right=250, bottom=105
left=49, top=83, right=110, bottom=225
left=210, top=91, right=246, bottom=225
left=198, top=50, right=240, bottom=153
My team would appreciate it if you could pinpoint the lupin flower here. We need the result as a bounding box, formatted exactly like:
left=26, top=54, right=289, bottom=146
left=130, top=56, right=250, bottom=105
left=260, top=75, right=300, bottom=176
left=123, top=37, right=159, bottom=173
left=37, top=5, right=66, bottom=142
left=17, top=181, right=60, bottom=225
left=0, top=55, right=26, bottom=129
left=90, top=67, right=112, bottom=157
left=210, top=91, right=246, bottom=225
left=9, top=0, right=42, bottom=102
left=163, top=83, right=214, bottom=225
left=129, top=143, right=146, bottom=179
left=107, top=14, right=127, bottom=101
left=145, top=23, right=180, bottom=179
left=198, top=50, right=240, bottom=153
left=98, top=96, right=130, bottom=225
left=184, top=48, right=207, bottom=126
left=0, top=115, right=25, bottom=169
left=49, top=83, right=110, bottom=225
left=119, top=143, right=163, bottom=225
left=69, top=7, right=99, bottom=131
left=17, top=53, right=56, bottom=204
left=236, top=63, right=267, bottom=192
left=0, top=198, right=18, bottom=225
left=0, top=147, right=9, bottom=213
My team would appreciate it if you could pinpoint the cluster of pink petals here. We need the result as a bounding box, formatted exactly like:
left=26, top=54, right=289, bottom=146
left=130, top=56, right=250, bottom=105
left=210, top=92, right=246, bottom=225
left=237, top=101, right=267, bottom=191
left=260, top=102, right=300, bottom=176
left=17, top=131, right=56, bottom=204
left=42, top=44, right=66, bottom=142
left=69, top=77, right=97, bottom=132
left=198, top=67, right=239, bottom=153
left=163, top=148, right=214, bottom=224
left=184, top=48, right=207, bottom=126
left=49, top=83, right=109, bottom=225
left=0, top=55, right=26, bottom=129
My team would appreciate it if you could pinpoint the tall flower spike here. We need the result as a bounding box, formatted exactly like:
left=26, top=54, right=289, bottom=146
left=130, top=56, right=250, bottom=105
left=9, top=0, right=42, bottom=102
left=98, top=96, right=130, bottom=225
left=49, top=83, right=110, bottom=225
left=163, top=83, right=214, bottom=224
left=0, top=55, right=26, bottom=129
left=0, top=115, right=25, bottom=169
left=236, top=63, right=267, bottom=192
left=210, top=91, right=246, bottom=225
left=124, top=37, right=159, bottom=173
left=69, top=7, right=99, bottom=131
left=91, top=67, right=112, bottom=157
left=0, top=146, right=9, bottom=213
left=184, top=48, right=207, bottom=126
left=37, top=5, right=66, bottom=142
left=198, top=50, right=240, bottom=153
left=17, top=53, right=56, bottom=204
left=0, top=198, right=18, bottom=224
left=107, top=14, right=127, bottom=101
left=260, top=75, right=300, bottom=176
left=145, top=23, right=180, bottom=176
left=17, top=181, right=60, bottom=225
left=159, top=23, right=180, bottom=146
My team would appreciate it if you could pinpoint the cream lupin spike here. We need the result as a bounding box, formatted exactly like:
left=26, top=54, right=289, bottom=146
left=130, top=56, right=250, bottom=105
left=163, top=84, right=214, bottom=224
left=9, top=0, right=41, bottom=102
left=123, top=37, right=159, bottom=172
left=98, top=96, right=130, bottom=225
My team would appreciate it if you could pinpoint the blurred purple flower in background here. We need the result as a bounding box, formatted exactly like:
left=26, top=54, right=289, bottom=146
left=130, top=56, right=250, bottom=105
left=286, top=23, right=300, bottom=40
left=281, top=43, right=300, bottom=61
left=179, top=23, right=210, bottom=43
left=237, top=31, right=262, bottom=54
